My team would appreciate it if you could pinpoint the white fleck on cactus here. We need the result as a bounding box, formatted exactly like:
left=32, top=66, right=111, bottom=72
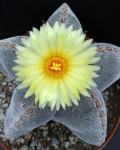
left=0, top=3, right=119, bottom=146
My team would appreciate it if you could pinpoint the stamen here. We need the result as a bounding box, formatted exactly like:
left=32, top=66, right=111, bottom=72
left=46, top=57, right=67, bottom=77
left=51, top=63, right=61, bottom=70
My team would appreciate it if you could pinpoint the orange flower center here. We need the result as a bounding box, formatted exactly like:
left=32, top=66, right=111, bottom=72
left=46, top=57, right=67, bottom=78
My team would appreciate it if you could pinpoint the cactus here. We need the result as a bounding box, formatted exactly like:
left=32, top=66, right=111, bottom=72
left=4, top=88, right=56, bottom=139
left=0, top=3, right=120, bottom=147
left=92, top=43, right=120, bottom=91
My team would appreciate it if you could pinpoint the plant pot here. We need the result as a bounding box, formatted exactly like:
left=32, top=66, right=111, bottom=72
left=0, top=36, right=120, bottom=150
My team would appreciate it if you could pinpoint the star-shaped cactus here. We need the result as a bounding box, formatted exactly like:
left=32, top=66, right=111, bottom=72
left=0, top=3, right=120, bottom=147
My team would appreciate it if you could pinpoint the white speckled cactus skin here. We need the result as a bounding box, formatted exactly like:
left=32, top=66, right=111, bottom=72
left=4, top=88, right=56, bottom=139
left=0, top=36, right=26, bottom=80
left=53, top=87, right=107, bottom=146
left=92, top=43, right=120, bottom=92
left=0, top=3, right=120, bottom=146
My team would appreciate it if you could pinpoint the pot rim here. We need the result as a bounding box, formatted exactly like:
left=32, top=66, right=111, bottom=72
left=99, top=118, right=120, bottom=150
left=0, top=139, right=9, bottom=150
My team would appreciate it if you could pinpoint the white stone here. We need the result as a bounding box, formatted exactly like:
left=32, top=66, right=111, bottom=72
left=51, top=138, right=59, bottom=147
left=104, top=91, right=109, bottom=96
left=69, top=136, right=76, bottom=144
left=2, top=82, right=7, bottom=86
left=25, top=133, right=32, bottom=140
left=0, top=93, right=5, bottom=98
left=43, top=131, right=48, bottom=137
left=37, top=143, right=41, bottom=149
left=117, top=85, right=120, bottom=89
left=3, top=103, right=8, bottom=108
left=19, top=145, right=28, bottom=150
left=0, top=113, right=5, bottom=121
left=50, top=123, right=54, bottom=128
left=65, top=141, right=70, bottom=148
left=0, top=109, right=4, bottom=113
left=20, top=138, right=24, bottom=143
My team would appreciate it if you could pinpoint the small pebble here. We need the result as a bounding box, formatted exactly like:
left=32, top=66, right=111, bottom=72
left=19, top=145, right=28, bottom=150
left=51, top=138, right=59, bottom=147
left=2, top=82, right=7, bottom=86
left=104, top=95, right=108, bottom=100
left=20, top=138, right=24, bottom=143
left=43, top=131, right=48, bottom=137
left=0, top=113, right=5, bottom=121
left=50, top=123, right=54, bottom=128
left=0, top=93, right=5, bottom=98
left=104, top=91, right=109, bottom=96
left=37, top=143, right=41, bottom=149
left=65, top=141, right=70, bottom=148
left=30, top=141, right=38, bottom=148
left=117, top=85, right=120, bottom=89
left=47, top=137, right=50, bottom=141
left=3, top=103, right=8, bottom=108
left=40, top=126, right=48, bottom=130
left=0, top=108, right=4, bottom=113
left=58, top=135, right=63, bottom=142
left=69, top=136, right=76, bottom=144
left=25, top=133, right=32, bottom=140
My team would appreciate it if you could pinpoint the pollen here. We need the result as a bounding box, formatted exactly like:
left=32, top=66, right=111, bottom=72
left=46, top=57, right=67, bottom=78
left=51, top=63, right=61, bottom=70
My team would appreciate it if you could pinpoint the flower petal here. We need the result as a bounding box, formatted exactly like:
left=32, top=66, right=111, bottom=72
left=47, top=3, right=82, bottom=30
left=0, top=36, right=28, bottom=80
left=52, top=87, right=107, bottom=146
left=91, top=43, right=120, bottom=91
left=4, top=87, right=56, bottom=139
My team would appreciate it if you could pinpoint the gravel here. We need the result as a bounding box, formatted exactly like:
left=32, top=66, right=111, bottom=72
left=0, top=71, right=119, bottom=150
left=43, top=131, right=48, bottom=137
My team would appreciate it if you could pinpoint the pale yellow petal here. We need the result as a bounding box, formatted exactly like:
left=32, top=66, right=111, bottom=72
left=14, top=21, right=100, bottom=111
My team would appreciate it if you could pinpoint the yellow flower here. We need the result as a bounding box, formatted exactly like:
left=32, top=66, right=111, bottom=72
left=13, top=22, right=100, bottom=111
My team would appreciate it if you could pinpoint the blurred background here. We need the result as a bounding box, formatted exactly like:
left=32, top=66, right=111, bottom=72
left=0, top=0, right=120, bottom=46
left=0, top=0, right=120, bottom=149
